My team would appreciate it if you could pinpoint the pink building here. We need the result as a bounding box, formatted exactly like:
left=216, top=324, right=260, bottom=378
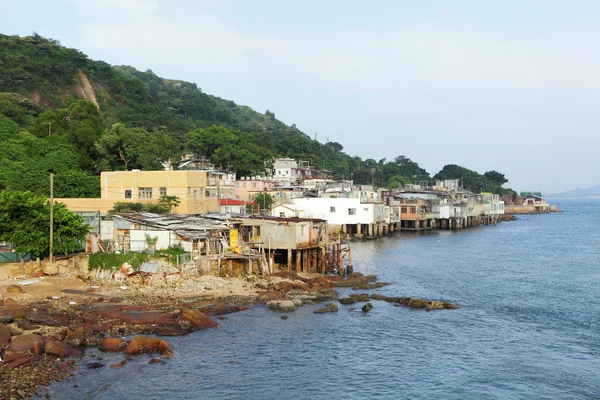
left=234, top=179, right=277, bottom=201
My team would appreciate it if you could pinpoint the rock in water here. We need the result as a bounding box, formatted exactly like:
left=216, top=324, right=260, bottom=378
left=177, top=308, right=219, bottom=331
left=313, top=303, right=339, bottom=314
left=87, top=362, right=105, bottom=369
left=125, top=335, right=172, bottom=357
left=266, top=300, right=297, bottom=312
left=99, top=337, right=127, bottom=352
left=44, top=340, right=82, bottom=358
left=362, top=303, right=373, bottom=313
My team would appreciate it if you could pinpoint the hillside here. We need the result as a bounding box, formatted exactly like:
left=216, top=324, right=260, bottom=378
left=0, top=33, right=515, bottom=199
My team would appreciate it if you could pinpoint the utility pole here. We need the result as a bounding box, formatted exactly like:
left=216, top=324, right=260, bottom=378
left=49, top=172, right=54, bottom=264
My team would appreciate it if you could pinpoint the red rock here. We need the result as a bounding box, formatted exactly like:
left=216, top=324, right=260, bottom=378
left=6, top=333, right=46, bottom=353
left=282, top=282, right=294, bottom=294
left=156, top=327, right=187, bottom=336
left=0, top=323, right=11, bottom=345
left=125, top=335, right=172, bottom=357
left=7, top=355, right=38, bottom=369
left=293, top=283, right=309, bottom=292
left=257, top=290, right=283, bottom=303
left=66, top=327, right=86, bottom=346
left=313, top=277, right=331, bottom=288
left=99, top=337, right=126, bottom=352
left=148, top=358, right=162, bottom=364
left=177, top=308, right=218, bottom=331
left=17, top=321, right=41, bottom=331
left=57, top=362, right=70, bottom=371
left=44, top=340, right=82, bottom=358
left=7, top=326, right=22, bottom=336
left=327, top=276, right=343, bottom=282
left=110, top=363, right=123, bottom=369
left=272, top=271, right=309, bottom=282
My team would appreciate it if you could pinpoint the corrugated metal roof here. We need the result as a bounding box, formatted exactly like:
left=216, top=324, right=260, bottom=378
left=139, top=262, right=159, bottom=273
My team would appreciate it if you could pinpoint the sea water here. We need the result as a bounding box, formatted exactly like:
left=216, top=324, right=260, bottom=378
left=45, top=199, right=600, bottom=399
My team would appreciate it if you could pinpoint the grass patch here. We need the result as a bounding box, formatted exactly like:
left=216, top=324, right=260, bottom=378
left=89, top=252, right=151, bottom=271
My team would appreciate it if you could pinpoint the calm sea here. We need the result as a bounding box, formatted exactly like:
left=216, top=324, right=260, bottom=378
left=46, top=199, right=600, bottom=400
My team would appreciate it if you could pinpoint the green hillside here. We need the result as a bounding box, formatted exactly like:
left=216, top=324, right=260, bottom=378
left=0, top=33, right=515, bottom=198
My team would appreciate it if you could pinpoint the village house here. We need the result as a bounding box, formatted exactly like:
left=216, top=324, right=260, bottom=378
left=234, top=178, right=278, bottom=201
left=109, top=213, right=269, bottom=277
left=56, top=170, right=219, bottom=215
left=290, top=197, right=389, bottom=238
left=219, top=198, right=258, bottom=214
left=235, top=215, right=331, bottom=273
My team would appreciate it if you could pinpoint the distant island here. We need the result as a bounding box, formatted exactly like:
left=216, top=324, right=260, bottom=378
left=548, top=185, right=600, bottom=199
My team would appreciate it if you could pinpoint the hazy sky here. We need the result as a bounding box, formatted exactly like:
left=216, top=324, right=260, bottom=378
left=2, top=0, right=599, bottom=192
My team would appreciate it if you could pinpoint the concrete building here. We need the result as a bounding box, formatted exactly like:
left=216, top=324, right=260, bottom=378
left=234, top=179, right=278, bottom=201
left=291, top=197, right=389, bottom=238
left=56, top=170, right=218, bottom=215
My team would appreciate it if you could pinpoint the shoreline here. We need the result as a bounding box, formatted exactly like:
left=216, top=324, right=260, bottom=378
left=0, top=269, right=458, bottom=399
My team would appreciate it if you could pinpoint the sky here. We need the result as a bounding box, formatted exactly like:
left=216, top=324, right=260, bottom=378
left=1, top=0, right=599, bottom=193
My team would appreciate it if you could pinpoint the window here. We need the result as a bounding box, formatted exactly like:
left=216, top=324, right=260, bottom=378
left=280, top=212, right=285, bottom=217
left=363, top=207, right=369, bottom=212
left=401, top=207, right=407, bottom=213
left=159, top=187, right=167, bottom=197
left=410, top=207, right=416, bottom=213
left=125, top=190, right=132, bottom=199
left=139, top=188, right=152, bottom=199
left=243, top=182, right=246, bottom=188
left=348, top=208, right=356, bottom=215
left=330, top=206, right=336, bottom=213
left=252, top=182, right=257, bottom=188
left=193, top=190, right=198, bottom=199
left=188, top=187, right=191, bottom=194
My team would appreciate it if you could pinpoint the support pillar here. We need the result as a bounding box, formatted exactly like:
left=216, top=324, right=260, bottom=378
left=287, top=248, right=292, bottom=271
left=296, top=250, right=301, bottom=272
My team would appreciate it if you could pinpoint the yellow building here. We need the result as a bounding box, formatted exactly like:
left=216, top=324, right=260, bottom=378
left=56, top=170, right=219, bottom=215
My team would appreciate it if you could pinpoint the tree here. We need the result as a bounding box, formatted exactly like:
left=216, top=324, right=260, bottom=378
left=95, top=123, right=175, bottom=171
left=0, top=190, right=90, bottom=257
left=251, top=192, right=275, bottom=214
left=107, top=202, right=170, bottom=216
left=484, top=170, right=508, bottom=185
left=387, top=175, right=411, bottom=189
left=158, top=195, right=181, bottom=212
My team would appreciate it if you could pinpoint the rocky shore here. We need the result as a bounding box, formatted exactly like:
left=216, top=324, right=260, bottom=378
left=0, top=271, right=458, bottom=399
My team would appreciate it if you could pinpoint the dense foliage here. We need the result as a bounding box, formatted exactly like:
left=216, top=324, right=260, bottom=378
left=0, top=33, right=515, bottom=198
left=0, top=190, right=90, bottom=257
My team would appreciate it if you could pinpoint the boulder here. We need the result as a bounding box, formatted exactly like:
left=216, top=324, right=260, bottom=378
left=177, top=308, right=219, bottom=331
left=17, top=321, right=41, bottom=331
left=87, top=362, right=105, bottom=369
left=0, top=323, right=12, bottom=345
left=7, top=355, right=38, bottom=369
left=397, top=297, right=459, bottom=310
left=266, top=300, right=296, bottom=312
left=99, top=337, right=127, bottom=352
left=313, top=303, right=338, bottom=314
left=371, top=294, right=399, bottom=302
left=272, top=271, right=309, bottom=282
left=65, top=327, right=86, bottom=346
left=6, top=333, right=46, bottom=354
left=362, top=303, right=373, bottom=313
left=44, top=340, right=82, bottom=358
left=281, top=282, right=294, bottom=294
left=6, top=285, right=23, bottom=294
left=291, top=298, right=304, bottom=307
left=125, top=335, right=172, bottom=357
left=257, top=290, right=283, bottom=303
left=0, top=314, right=13, bottom=323
left=339, top=293, right=370, bottom=305
left=41, top=262, right=59, bottom=275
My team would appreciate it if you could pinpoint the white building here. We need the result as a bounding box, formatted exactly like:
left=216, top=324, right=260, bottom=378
left=272, top=158, right=299, bottom=184
left=291, top=197, right=388, bottom=226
